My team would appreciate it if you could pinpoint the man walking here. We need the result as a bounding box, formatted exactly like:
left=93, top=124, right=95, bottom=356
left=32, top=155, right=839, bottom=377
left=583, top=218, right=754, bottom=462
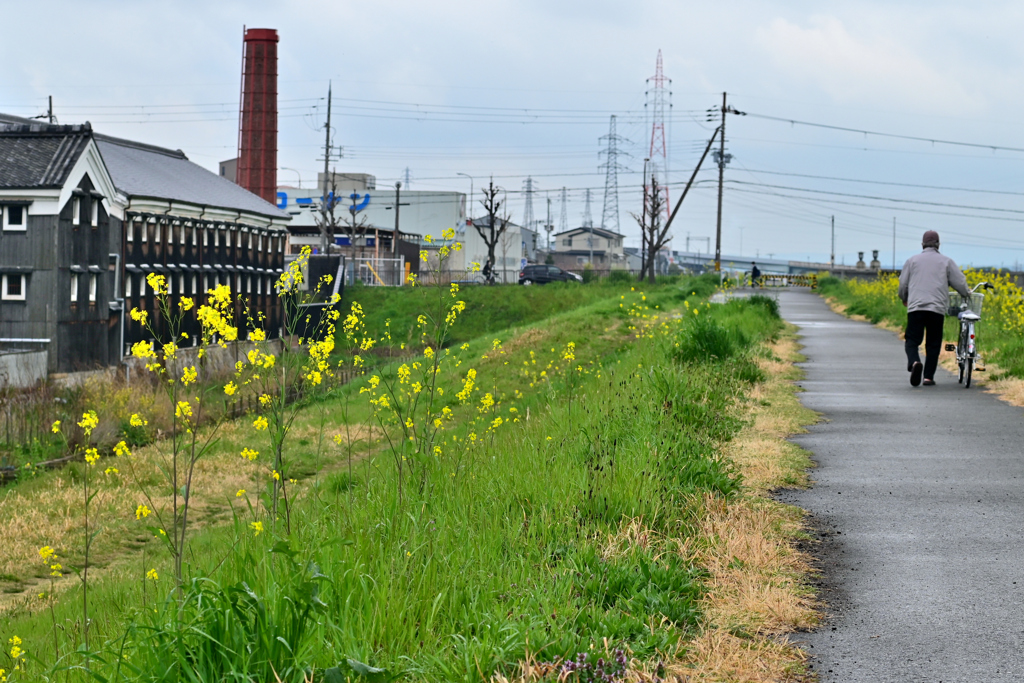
left=750, top=262, right=761, bottom=286
left=898, top=230, right=969, bottom=386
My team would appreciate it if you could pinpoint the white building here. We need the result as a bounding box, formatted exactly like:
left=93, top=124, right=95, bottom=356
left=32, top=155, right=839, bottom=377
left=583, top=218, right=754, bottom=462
left=277, top=173, right=465, bottom=253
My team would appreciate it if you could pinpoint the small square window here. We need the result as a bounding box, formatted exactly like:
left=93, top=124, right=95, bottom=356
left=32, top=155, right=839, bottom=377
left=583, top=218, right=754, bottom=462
left=3, top=205, right=26, bottom=231
left=2, top=274, right=26, bottom=301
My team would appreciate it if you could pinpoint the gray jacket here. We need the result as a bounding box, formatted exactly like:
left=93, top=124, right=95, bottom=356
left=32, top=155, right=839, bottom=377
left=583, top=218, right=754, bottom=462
left=898, top=247, right=969, bottom=315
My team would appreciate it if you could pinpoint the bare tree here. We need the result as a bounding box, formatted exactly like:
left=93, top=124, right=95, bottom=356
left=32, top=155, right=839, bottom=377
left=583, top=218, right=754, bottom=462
left=316, top=171, right=343, bottom=254
left=633, top=175, right=668, bottom=284
left=475, top=180, right=510, bottom=278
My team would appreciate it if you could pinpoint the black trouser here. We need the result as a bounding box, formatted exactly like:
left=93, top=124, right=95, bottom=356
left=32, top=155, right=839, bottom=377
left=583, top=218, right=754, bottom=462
left=905, top=310, right=945, bottom=380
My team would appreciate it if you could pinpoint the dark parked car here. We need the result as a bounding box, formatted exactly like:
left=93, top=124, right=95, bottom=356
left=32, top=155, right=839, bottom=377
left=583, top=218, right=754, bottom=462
left=518, top=264, right=582, bottom=285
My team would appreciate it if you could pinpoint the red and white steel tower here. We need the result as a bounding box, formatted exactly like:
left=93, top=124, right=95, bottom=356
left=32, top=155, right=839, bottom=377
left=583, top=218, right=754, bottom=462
left=645, top=50, right=671, bottom=222
left=236, top=27, right=279, bottom=205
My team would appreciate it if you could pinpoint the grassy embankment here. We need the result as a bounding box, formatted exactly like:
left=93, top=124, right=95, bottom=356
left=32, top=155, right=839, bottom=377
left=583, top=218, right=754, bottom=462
left=0, top=274, right=813, bottom=682
left=0, top=280, right=656, bottom=472
left=818, top=271, right=1024, bottom=381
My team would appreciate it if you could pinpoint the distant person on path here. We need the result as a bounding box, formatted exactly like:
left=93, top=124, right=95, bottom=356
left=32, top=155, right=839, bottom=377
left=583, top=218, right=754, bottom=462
left=750, top=262, right=761, bottom=286
left=482, top=259, right=494, bottom=285
left=898, top=230, right=969, bottom=387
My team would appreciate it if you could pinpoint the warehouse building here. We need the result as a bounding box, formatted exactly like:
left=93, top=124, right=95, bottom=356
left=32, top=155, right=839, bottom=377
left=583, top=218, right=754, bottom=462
left=0, top=115, right=289, bottom=378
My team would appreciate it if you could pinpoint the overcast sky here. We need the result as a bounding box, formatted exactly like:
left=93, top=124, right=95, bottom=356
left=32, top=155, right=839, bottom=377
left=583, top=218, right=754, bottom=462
left=3, top=1, right=1024, bottom=266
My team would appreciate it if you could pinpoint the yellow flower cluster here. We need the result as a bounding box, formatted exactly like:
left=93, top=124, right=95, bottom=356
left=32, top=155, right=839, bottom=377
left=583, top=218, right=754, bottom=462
left=84, top=448, right=100, bottom=466
left=39, top=546, right=62, bottom=577
left=241, top=447, right=259, bottom=461
left=78, top=410, right=99, bottom=436
left=135, top=504, right=151, bottom=519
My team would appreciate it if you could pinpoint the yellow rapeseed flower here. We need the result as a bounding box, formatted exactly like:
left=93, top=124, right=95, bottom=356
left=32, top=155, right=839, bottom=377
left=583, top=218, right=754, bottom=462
left=223, top=381, right=237, bottom=396
left=236, top=489, right=246, bottom=497
left=113, top=440, right=131, bottom=457
left=181, top=366, right=197, bottom=385
left=84, top=448, right=100, bottom=466
left=51, top=420, right=61, bottom=434
left=253, top=416, right=269, bottom=431
left=250, top=521, right=264, bottom=536
left=129, top=413, right=148, bottom=427
left=175, top=400, right=193, bottom=421
left=241, top=448, right=259, bottom=461
left=78, top=410, right=99, bottom=436
left=135, top=504, right=151, bottom=519
left=146, top=568, right=159, bottom=581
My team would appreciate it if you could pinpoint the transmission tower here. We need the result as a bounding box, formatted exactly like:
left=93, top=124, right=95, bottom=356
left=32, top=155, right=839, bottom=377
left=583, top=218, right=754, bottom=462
left=559, top=187, right=568, bottom=232
left=599, top=114, right=629, bottom=232
left=403, top=167, right=412, bottom=188
left=582, top=189, right=593, bottom=228
left=523, top=177, right=535, bottom=235
left=645, top=50, right=672, bottom=222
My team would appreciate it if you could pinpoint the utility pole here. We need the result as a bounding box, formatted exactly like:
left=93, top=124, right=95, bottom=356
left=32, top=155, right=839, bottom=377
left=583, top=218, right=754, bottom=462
left=559, top=187, right=568, bottom=233
left=831, top=215, right=835, bottom=269
left=320, top=82, right=333, bottom=255
left=545, top=196, right=553, bottom=249
left=892, top=217, right=896, bottom=270
left=386, top=183, right=410, bottom=258
left=641, top=158, right=649, bottom=279
left=714, top=92, right=726, bottom=272
left=393, top=181, right=401, bottom=257
left=47, top=96, right=54, bottom=124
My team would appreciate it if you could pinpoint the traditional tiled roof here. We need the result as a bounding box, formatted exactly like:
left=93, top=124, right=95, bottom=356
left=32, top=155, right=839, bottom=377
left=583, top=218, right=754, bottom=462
left=0, top=122, right=92, bottom=189
left=96, top=134, right=288, bottom=221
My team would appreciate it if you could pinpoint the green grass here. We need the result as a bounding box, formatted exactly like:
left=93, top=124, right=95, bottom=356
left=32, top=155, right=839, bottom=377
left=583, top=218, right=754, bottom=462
left=339, top=275, right=715, bottom=350
left=1, top=277, right=779, bottom=682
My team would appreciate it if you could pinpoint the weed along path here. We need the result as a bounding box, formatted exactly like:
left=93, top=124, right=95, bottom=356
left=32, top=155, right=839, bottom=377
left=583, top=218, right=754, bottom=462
left=777, top=288, right=1024, bottom=681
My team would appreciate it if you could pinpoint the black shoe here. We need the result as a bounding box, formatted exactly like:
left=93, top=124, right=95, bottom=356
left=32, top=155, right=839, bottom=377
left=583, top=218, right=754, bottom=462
left=910, top=362, right=923, bottom=387
left=922, top=378, right=936, bottom=386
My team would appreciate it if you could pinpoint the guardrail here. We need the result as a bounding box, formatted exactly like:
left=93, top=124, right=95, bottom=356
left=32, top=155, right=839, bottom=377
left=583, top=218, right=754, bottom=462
left=754, top=273, right=818, bottom=290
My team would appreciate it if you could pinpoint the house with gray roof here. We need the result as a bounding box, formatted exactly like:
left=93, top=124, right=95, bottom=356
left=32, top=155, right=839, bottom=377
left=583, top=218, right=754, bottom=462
left=0, top=116, right=289, bottom=377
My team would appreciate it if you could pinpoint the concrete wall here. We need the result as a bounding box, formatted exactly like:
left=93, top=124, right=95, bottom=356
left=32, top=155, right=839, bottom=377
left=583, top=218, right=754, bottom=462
left=0, top=349, right=48, bottom=389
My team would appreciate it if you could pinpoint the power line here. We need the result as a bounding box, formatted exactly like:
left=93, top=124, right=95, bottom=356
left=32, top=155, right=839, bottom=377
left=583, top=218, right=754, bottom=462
left=728, top=180, right=1024, bottom=216
left=736, top=167, right=1024, bottom=197
left=744, top=111, right=1024, bottom=154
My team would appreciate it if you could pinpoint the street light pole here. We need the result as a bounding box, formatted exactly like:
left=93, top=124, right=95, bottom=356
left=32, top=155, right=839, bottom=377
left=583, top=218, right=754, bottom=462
left=280, top=167, right=302, bottom=188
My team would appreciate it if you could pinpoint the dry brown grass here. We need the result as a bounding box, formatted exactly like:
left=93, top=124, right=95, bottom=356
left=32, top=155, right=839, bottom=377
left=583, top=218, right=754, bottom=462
left=496, top=328, right=820, bottom=683
left=680, top=329, right=818, bottom=682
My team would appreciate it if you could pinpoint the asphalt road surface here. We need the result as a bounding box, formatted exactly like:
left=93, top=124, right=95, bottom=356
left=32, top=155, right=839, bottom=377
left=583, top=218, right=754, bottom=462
left=776, top=289, right=1024, bottom=682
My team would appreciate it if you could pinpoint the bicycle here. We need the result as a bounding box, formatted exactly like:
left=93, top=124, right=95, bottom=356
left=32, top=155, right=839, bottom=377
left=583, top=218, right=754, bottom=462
left=944, top=281, right=994, bottom=388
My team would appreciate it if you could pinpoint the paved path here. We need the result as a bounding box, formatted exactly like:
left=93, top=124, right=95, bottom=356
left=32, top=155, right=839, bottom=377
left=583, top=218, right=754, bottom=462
left=776, top=290, right=1024, bottom=682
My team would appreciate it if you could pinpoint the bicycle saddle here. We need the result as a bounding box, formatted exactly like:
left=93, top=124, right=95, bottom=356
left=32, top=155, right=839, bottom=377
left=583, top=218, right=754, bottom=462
left=959, top=312, right=980, bottom=321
